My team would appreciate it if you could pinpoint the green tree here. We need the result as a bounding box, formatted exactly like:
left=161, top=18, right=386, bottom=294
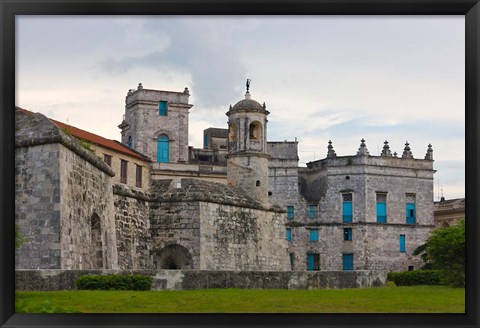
left=413, top=220, right=465, bottom=287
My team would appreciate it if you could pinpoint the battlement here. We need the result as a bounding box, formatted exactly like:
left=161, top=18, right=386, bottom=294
left=125, top=83, right=192, bottom=109
left=307, top=139, right=434, bottom=172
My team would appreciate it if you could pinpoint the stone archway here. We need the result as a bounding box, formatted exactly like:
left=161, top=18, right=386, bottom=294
left=155, top=244, right=193, bottom=269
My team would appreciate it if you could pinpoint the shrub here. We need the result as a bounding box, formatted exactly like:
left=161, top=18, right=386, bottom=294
left=75, top=274, right=152, bottom=291
left=16, top=299, right=82, bottom=313
left=387, top=270, right=443, bottom=286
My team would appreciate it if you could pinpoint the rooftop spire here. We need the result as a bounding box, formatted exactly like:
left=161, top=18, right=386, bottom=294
left=425, top=143, right=433, bottom=160
left=381, top=140, right=392, bottom=157
left=246, top=78, right=251, bottom=93
left=327, top=140, right=337, bottom=158
left=357, top=138, right=370, bottom=156
left=402, top=141, right=414, bottom=159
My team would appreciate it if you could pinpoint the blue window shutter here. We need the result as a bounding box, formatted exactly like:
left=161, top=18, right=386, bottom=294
left=309, top=205, right=316, bottom=219
left=343, top=201, right=352, bottom=222
left=307, top=254, right=315, bottom=271
left=343, top=254, right=353, bottom=271
left=286, top=228, right=291, bottom=241
left=127, top=136, right=132, bottom=148
left=406, top=203, right=416, bottom=224
left=287, top=206, right=294, bottom=220
left=310, top=229, right=318, bottom=241
left=204, top=133, right=209, bottom=149
left=376, top=202, right=386, bottom=223
left=400, top=235, right=406, bottom=252
left=157, top=135, right=169, bottom=163
left=159, top=101, right=168, bottom=116
left=289, top=254, right=294, bottom=270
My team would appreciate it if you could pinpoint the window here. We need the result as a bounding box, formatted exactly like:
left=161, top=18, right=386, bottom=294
left=157, top=135, right=169, bottom=163
left=308, top=205, right=317, bottom=219
left=408, top=266, right=414, bottom=271
left=135, top=164, right=142, bottom=188
left=307, top=254, right=320, bottom=271
left=376, top=193, right=387, bottom=223
left=120, top=159, right=128, bottom=184
left=287, top=206, right=294, bottom=220
left=203, top=133, right=209, bottom=149
left=103, top=154, right=112, bottom=166
left=289, top=253, right=294, bottom=270
left=286, top=228, right=292, bottom=241
left=309, top=229, right=318, bottom=242
left=406, top=194, right=416, bottom=224
left=127, top=136, right=132, bottom=148
left=249, top=121, right=261, bottom=139
left=342, top=193, right=353, bottom=223
left=344, top=228, right=352, bottom=241
left=400, top=235, right=406, bottom=253
left=159, top=101, right=168, bottom=116
left=342, top=253, right=354, bottom=271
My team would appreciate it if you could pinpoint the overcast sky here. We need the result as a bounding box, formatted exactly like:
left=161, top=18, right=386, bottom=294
left=16, top=15, right=465, bottom=200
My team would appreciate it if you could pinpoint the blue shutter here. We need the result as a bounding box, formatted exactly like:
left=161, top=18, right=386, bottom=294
left=309, top=205, right=316, bottom=219
left=376, top=202, right=386, bottom=223
left=289, top=254, right=294, bottom=270
left=307, top=254, right=315, bottom=271
left=157, top=135, right=169, bottom=163
left=287, top=206, right=294, bottom=220
left=204, top=133, right=209, bottom=149
left=406, top=203, right=416, bottom=224
left=343, top=201, right=352, bottom=222
left=286, top=228, right=291, bottom=241
left=400, top=235, right=406, bottom=252
left=159, top=101, right=168, bottom=116
left=310, top=229, right=318, bottom=241
left=127, top=136, right=132, bottom=148
left=343, top=254, right=353, bottom=271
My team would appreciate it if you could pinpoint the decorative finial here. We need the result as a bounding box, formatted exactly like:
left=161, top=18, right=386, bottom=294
left=381, top=140, right=392, bottom=157
left=357, top=138, right=370, bottom=156
left=402, top=141, right=414, bottom=159
left=393, top=151, right=398, bottom=157
left=229, top=104, right=232, bottom=111
left=262, top=102, right=266, bottom=110
left=184, top=87, right=190, bottom=95
left=425, top=144, right=433, bottom=160
left=138, top=83, right=143, bottom=90
left=246, top=78, right=251, bottom=93
left=327, top=140, right=337, bottom=158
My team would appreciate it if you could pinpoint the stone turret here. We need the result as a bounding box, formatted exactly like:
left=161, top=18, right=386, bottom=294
left=381, top=140, right=392, bottom=157
left=425, top=144, right=434, bottom=160
left=402, top=141, right=414, bottom=159
left=327, top=140, right=337, bottom=158
left=226, top=83, right=270, bottom=204
left=356, top=138, right=370, bottom=156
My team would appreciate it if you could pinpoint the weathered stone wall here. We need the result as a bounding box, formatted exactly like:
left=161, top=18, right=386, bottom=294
left=288, top=223, right=430, bottom=271
left=58, top=145, right=118, bottom=270
left=199, top=203, right=290, bottom=271
left=16, top=269, right=387, bottom=291
left=113, top=184, right=153, bottom=269
left=227, top=154, right=270, bottom=204
left=121, top=86, right=192, bottom=163
left=15, top=143, right=62, bottom=269
left=149, top=201, right=201, bottom=270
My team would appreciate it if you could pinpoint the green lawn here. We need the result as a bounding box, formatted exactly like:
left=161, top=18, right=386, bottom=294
left=16, top=286, right=464, bottom=313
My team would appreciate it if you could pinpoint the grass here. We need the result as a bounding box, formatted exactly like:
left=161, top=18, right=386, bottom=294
left=16, top=286, right=464, bottom=313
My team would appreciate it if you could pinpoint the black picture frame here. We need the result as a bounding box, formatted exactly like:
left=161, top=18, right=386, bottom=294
left=1, top=1, right=478, bottom=327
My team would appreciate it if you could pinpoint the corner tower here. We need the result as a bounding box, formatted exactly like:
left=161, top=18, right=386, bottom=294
left=118, top=83, right=193, bottom=163
left=226, top=82, right=270, bottom=204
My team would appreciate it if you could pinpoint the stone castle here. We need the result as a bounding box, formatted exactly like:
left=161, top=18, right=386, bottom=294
left=15, top=83, right=435, bottom=273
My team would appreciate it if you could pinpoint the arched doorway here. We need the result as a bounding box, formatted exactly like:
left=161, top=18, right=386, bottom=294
left=155, top=244, right=193, bottom=269
left=157, top=134, right=170, bottom=163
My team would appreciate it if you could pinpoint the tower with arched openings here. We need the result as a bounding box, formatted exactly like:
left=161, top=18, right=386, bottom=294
left=226, top=88, right=270, bottom=204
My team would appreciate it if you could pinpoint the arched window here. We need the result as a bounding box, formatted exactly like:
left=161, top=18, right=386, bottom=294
left=127, top=136, right=132, bottom=148
left=249, top=121, right=262, bottom=140
left=229, top=122, right=237, bottom=141
left=157, top=134, right=170, bottom=163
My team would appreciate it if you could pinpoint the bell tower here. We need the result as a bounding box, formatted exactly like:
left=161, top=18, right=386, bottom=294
left=226, top=80, right=270, bottom=204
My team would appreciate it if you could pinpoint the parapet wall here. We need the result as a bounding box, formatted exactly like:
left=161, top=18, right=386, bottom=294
left=16, top=270, right=387, bottom=291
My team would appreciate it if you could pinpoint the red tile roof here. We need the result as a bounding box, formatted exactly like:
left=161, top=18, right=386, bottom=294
left=16, top=107, right=151, bottom=162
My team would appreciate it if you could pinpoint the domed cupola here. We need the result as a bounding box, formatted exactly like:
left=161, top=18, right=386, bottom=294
left=226, top=80, right=269, bottom=155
